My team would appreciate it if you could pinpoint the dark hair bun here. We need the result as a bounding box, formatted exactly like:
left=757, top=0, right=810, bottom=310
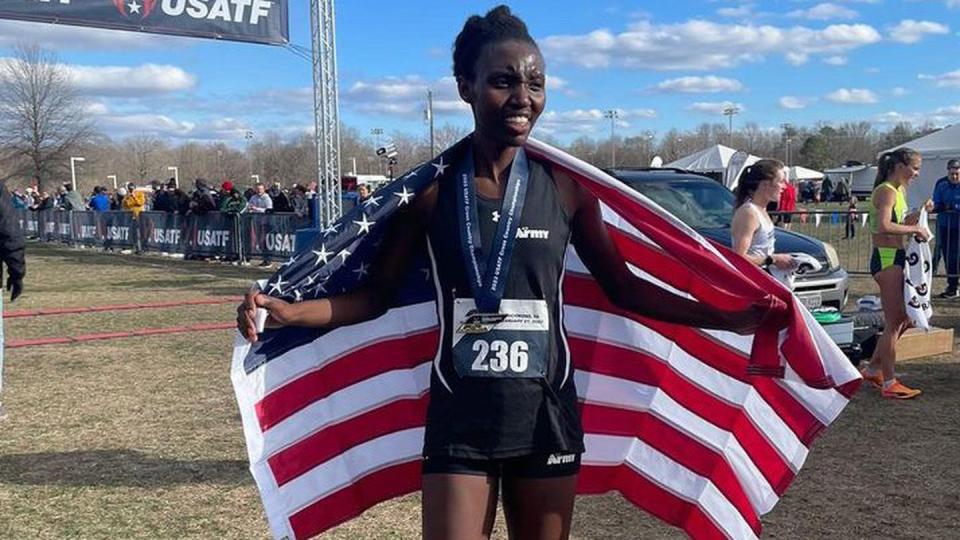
left=453, top=5, right=537, bottom=81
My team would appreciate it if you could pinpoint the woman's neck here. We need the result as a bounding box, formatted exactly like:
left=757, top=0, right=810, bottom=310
left=750, top=193, right=774, bottom=207
left=472, top=136, right=518, bottom=184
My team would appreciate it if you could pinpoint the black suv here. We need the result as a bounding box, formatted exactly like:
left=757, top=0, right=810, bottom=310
left=606, top=168, right=848, bottom=310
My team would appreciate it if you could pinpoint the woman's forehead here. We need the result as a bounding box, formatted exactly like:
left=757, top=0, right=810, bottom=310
left=477, top=40, right=544, bottom=72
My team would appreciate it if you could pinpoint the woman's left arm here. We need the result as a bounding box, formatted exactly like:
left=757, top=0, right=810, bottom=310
left=554, top=168, right=764, bottom=334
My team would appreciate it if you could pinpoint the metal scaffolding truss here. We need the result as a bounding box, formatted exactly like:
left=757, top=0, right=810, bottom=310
left=309, top=0, right=342, bottom=228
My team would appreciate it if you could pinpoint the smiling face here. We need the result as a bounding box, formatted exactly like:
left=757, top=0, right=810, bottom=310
left=458, top=39, right=546, bottom=149
left=894, top=156, right=922, bottom=186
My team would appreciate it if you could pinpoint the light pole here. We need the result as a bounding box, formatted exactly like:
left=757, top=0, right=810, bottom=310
left=69, top=157, right=85, bottom=190
left=245, top=130, right=254, bottom=178
left=603, top=109, right=619, bottom=168
left=426, top=90, right=436, bottom=158
left=785, top=138, right=793, bottom=166
left=723, top=106, right=740, bottom=146
left=251, top=174, right=261, bottom=184
left=107, top=175, right=118, bottom=190
left=370, top=127, right=384, bottom=174
left=167, top=166, right=179, bottom=189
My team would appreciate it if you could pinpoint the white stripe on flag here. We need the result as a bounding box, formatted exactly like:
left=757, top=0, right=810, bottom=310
left=565, top=306, right=808, bottom=470
left=278, top=427, right=425, bottom=515
left=583, top=433, right=759, bottom=540
left=246, top=302, right=437, bottom=395
left=575, top=371, right=779, bottom=513
left=565, top=247, right=695, bottom=300
left=261, top=363, right=432, bottom=458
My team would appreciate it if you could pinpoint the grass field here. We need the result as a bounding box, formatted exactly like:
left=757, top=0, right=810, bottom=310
left=1, top=242, right=958, bottom=539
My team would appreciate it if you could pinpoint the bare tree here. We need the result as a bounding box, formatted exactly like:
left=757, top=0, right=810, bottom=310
left=0, top=45, right=92, bottom=191
left=124, top=133, right=165, bottom=181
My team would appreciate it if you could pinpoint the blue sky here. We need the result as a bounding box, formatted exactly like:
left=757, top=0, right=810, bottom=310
left=1, top=0, right=959, bottom=144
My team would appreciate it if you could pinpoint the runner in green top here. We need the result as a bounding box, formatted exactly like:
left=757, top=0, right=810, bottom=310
left=862, top=148, right=932, bottom=399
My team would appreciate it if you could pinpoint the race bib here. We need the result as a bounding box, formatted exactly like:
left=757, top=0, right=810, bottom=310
left=452, top=298, right=549, bottom=379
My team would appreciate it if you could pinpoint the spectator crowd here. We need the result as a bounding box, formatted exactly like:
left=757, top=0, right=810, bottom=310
left=9, top=178, right=317, bottom=219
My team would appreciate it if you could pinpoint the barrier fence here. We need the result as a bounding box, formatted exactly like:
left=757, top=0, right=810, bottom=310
left=16, top=208, right=960, bottom=279
left=772, top=209, right=957, bottom=277
left=15, top=210, right=309, bottom=261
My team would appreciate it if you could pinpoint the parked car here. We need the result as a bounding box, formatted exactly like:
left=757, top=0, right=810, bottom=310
left=607, top=168, right=849, bottom=310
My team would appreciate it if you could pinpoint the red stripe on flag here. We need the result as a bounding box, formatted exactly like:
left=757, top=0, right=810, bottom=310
left=542, top=157, right=815, bottom=382
left=603, top=224, right=756, bottom=313
left=579, top=403, right=762, bottom=534
left=571, top=338, right=795, bottom=495
left=255, top=330, right=438, bottom=430
left=269, top=395, right=429, bottom=487
left=578, top=464, right=729, bottom=540
left=564, top=274, right=827, bottom=447
left=288, top=459, right=422, bottom=540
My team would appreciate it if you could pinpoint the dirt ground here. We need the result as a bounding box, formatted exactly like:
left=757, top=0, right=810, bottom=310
left=0, top=243, right=957, bottom=539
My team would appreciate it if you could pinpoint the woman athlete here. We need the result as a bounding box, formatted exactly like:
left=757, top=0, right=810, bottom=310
left=238, top=6, right=770, bottom=538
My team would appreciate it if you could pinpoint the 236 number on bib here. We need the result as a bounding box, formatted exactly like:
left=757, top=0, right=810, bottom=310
left=471, top=339, right=529, bottom=373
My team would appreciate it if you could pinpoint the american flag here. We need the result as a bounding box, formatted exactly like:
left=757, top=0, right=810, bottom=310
left=231, top=137, right=862, bottom=540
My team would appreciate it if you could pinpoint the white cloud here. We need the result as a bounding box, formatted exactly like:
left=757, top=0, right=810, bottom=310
left=650, top=75, right=743, bottom=93
left=892, top=87, right=909, bottom=96
left=933, top=105, right=960, bottom=116
left=874, top=110, right=952, bottom=126
left=827, top=88, right=879, bottom=104
left=536, top=107, right=656, bottom=136
left=0, top=20, right=182, bottom=50
left=63, top=63, right=197, bottom=96
left=919, top=69, right=960, bottom=88
left=97, top=113, right=197, bottom=137
left=786, top=52, right=809, bottom=66
left=823, top=55, right=848, bottom=65
left=342, top=75, right=469, bottom=118
left=889, top=20, right=950, bottom=44
left=540, top=20, right=881, bottom=71
left=341, top=74, right=576, bottom=118
left=688, top=101, right=745, bottom=115
left=779, top=96, right=813, bottom=109
left=788, top=3, right=858, bottom=21
left=546, top=75, right=577, bottom=96
left=717, top=4, right=754, bottom=17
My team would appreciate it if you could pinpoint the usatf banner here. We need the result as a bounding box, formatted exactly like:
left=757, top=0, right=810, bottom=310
left=244, top=213, right=306, bottom=260
left=185, top=212, right=238, bottom=257
left=0, top=0, right=289, bottom=45
left=101, top=211, right=136, bottom=250
left=140, top=211, right=185, bottom=253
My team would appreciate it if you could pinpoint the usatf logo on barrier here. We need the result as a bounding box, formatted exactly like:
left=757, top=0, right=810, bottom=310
left=152, top=229, right=181, bottom=244
left=263, top=233, right=295, bottom=254
left=195, top=229, right=230, bottom=247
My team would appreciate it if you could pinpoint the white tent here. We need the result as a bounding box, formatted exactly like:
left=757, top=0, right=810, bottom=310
left=883, top=124, right=960, bottom=205
left=666, top=144, right=762, bottom=175
left=788, top=165, right=824, bottom=182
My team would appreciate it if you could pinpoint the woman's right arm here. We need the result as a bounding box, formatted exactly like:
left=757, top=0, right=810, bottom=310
left=730, top=207, right=765, bottom=265
left=238, top=184, right=437, bottom=343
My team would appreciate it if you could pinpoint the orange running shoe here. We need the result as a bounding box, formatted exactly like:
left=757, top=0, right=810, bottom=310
left=881, top=379, right=922, bottom=400
left=859, top=368, right=883, bottom=389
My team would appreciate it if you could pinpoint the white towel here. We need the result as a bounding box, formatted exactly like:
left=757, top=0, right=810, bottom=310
left=904, top=210, right=933, bottom=331
left=768, top=252, right=822, bottom=291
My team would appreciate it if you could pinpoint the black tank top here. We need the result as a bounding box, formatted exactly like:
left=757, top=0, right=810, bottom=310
left=423, top=152, right=584, bottom=459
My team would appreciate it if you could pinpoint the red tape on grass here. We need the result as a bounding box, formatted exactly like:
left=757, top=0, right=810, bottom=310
left=7, top=322, right=236, bottom=349
left=4, top=297, right=242, bottom=319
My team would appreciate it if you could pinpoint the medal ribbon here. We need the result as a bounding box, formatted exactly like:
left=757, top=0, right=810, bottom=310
left=455, top=146, right=530, bottom=314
